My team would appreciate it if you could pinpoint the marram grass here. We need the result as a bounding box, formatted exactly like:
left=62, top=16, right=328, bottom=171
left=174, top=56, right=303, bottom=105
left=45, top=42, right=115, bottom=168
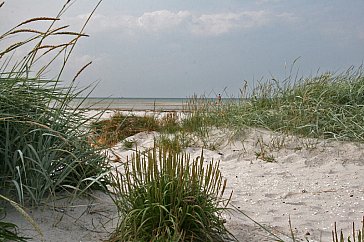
left=0, top=1, right=107, bottom=240
left=0, top=0, right=108, bottom=206
left=90, top=113, right=159, bottom=147
left=332, top=217, right=364, bottom=242
left=109, top=146, right=233, bottom=242
left=0, top=194, right=41, bottom=241
left=90, top=111, right=184, bottom=148
left=185, top=66, right=364, bottom=143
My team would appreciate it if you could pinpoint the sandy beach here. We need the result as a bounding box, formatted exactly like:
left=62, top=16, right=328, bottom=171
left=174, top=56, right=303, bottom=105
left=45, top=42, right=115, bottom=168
left=5, top=111, right=364, bottom=242
left=106, top=126, right=364, bottom=241
left=3, top=1, right=363, bottom=241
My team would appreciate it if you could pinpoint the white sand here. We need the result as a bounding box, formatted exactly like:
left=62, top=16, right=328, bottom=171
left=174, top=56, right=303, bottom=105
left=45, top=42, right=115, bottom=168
left=4, top=191, right=118, bottom=242
left=5, top=111, right=364, bottom=241
left=106, top=128, right=364, bottom=241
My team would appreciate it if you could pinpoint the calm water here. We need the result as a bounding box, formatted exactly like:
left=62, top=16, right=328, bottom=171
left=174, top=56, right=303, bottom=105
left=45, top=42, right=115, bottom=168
left=69, top=97, right=240, bottom=111
left=70, top=97, right=191, bottom=111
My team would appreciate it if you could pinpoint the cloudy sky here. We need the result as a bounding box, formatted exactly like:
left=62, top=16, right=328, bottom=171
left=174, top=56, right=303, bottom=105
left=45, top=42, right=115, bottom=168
left=1, top=0, right=364, bottom=97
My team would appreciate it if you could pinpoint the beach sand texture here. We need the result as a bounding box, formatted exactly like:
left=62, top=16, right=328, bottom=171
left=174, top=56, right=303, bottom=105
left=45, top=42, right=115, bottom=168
left=5, top=116, right=364, bottom=241
left=107, top=128, right=364, bottom=242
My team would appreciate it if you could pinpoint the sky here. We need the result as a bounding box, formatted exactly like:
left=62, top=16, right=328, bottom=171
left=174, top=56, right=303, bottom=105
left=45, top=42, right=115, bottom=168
left=1, top=0, right=364, bottom=98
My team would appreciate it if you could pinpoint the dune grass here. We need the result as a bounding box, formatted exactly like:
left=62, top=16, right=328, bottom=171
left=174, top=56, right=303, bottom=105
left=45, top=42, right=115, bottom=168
left=0, top=75, right=110, bottom=205
left=109, top=146, right=233, bottom=242
left=84, top=67, right=364, bottom=242
left=2, top=1, right=362, bottom=241
left=0, top=218, right=28, bottom=242
left=182, top=67, right=364, bottom=144
left=332, top=217, right=364, bottom=242
left=90, top=111, right=189, bottom=147
left=0, top=194, right=42, bottom=241
left=90, top=113, right=160, bottom=147
left=0, top=0, right=109, bottom=240
left=0, top=0, right=108, bottom=204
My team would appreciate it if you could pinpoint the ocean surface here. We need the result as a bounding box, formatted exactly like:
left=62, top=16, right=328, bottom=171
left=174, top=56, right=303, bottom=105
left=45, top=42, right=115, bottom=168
left=69, top=97, right=239, bottom=111
left=69, top=97, right=196, bottom=111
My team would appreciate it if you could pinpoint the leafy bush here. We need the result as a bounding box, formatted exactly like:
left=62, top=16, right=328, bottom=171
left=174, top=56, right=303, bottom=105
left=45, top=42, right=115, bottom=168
left=109, top=146, right=233, bottom=242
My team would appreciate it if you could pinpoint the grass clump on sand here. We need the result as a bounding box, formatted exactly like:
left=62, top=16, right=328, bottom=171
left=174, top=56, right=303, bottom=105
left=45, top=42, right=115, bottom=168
left=91, top=113, right=159, bottom=147
left=0, top=218, right=27, bottom=242
left=0, top=194, right=41, bottom=241
left=90, top=111, right=186, bottom=147
left=0, top=1, right=108, bottom=206
left=109, top=146, right=233, bottom=242
left=186, top=67, right=364, bottom=143
left=0, top=1, right=109, bottom=239
left=241, top=67, right=364, bottom=141
left=156, top=133, right=192, bottom=154
left=0, top=75, right=109, bottom=204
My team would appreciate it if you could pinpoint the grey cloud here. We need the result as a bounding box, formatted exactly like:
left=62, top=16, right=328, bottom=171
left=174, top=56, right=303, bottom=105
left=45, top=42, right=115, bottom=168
left=190, top=11, right=270, bottom=36
left=137, top=10, right=191, bottom=32
left=78, top=9, right=293, bottom=36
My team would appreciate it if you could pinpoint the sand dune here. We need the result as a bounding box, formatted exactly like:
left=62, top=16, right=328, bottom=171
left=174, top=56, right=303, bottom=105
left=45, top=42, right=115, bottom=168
left=105, top=127, right=364, bottom=241
left=5, top=124, right=364, bottom=241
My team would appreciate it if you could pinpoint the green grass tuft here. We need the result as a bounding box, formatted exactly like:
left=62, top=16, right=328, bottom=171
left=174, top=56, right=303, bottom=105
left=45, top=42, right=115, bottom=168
left=91, top=113, right=159, bottom=147
left=183, top=67, right=364, bottom=143
left=332, top=217, right=364, bottom=242
left=0, top=0, right=109, bottom=206
left=109, top=145, right=233, bottom=242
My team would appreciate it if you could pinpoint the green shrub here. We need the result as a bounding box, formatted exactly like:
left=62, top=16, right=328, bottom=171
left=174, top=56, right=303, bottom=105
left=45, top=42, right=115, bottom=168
left=109, top=146, right=233, bottom=242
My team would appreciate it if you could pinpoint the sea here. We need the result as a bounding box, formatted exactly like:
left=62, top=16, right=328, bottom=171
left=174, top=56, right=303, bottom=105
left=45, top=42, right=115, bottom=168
left=69, top=97, right=198, bottom=111
left=69, top=97, right=240, bottom=111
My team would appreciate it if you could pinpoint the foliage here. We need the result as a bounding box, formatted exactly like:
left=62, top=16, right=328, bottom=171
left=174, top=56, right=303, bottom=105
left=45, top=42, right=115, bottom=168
left=0, top=0, right=108, bottom=205
left=91, top=111, right=185, bottom=148
left=158, top=112, right=181, bottom=133
left=91, top=113, right=159, bottom=147
left=156, top=133, right=192, bottom=154
left=109, top=146, right=233, bottom=242
left=0, top=194, right=43, bottom=241
left=240, top=67, right=364, bottom=141
left=0, top=204, right=28, bottom=242
left=181, top=95, right=218, bottom=136
left=332, top=217, right=364, bottom=242
left=184, top=67, right=364, bottom=143
left=0, top=220, right=28, bottom=242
